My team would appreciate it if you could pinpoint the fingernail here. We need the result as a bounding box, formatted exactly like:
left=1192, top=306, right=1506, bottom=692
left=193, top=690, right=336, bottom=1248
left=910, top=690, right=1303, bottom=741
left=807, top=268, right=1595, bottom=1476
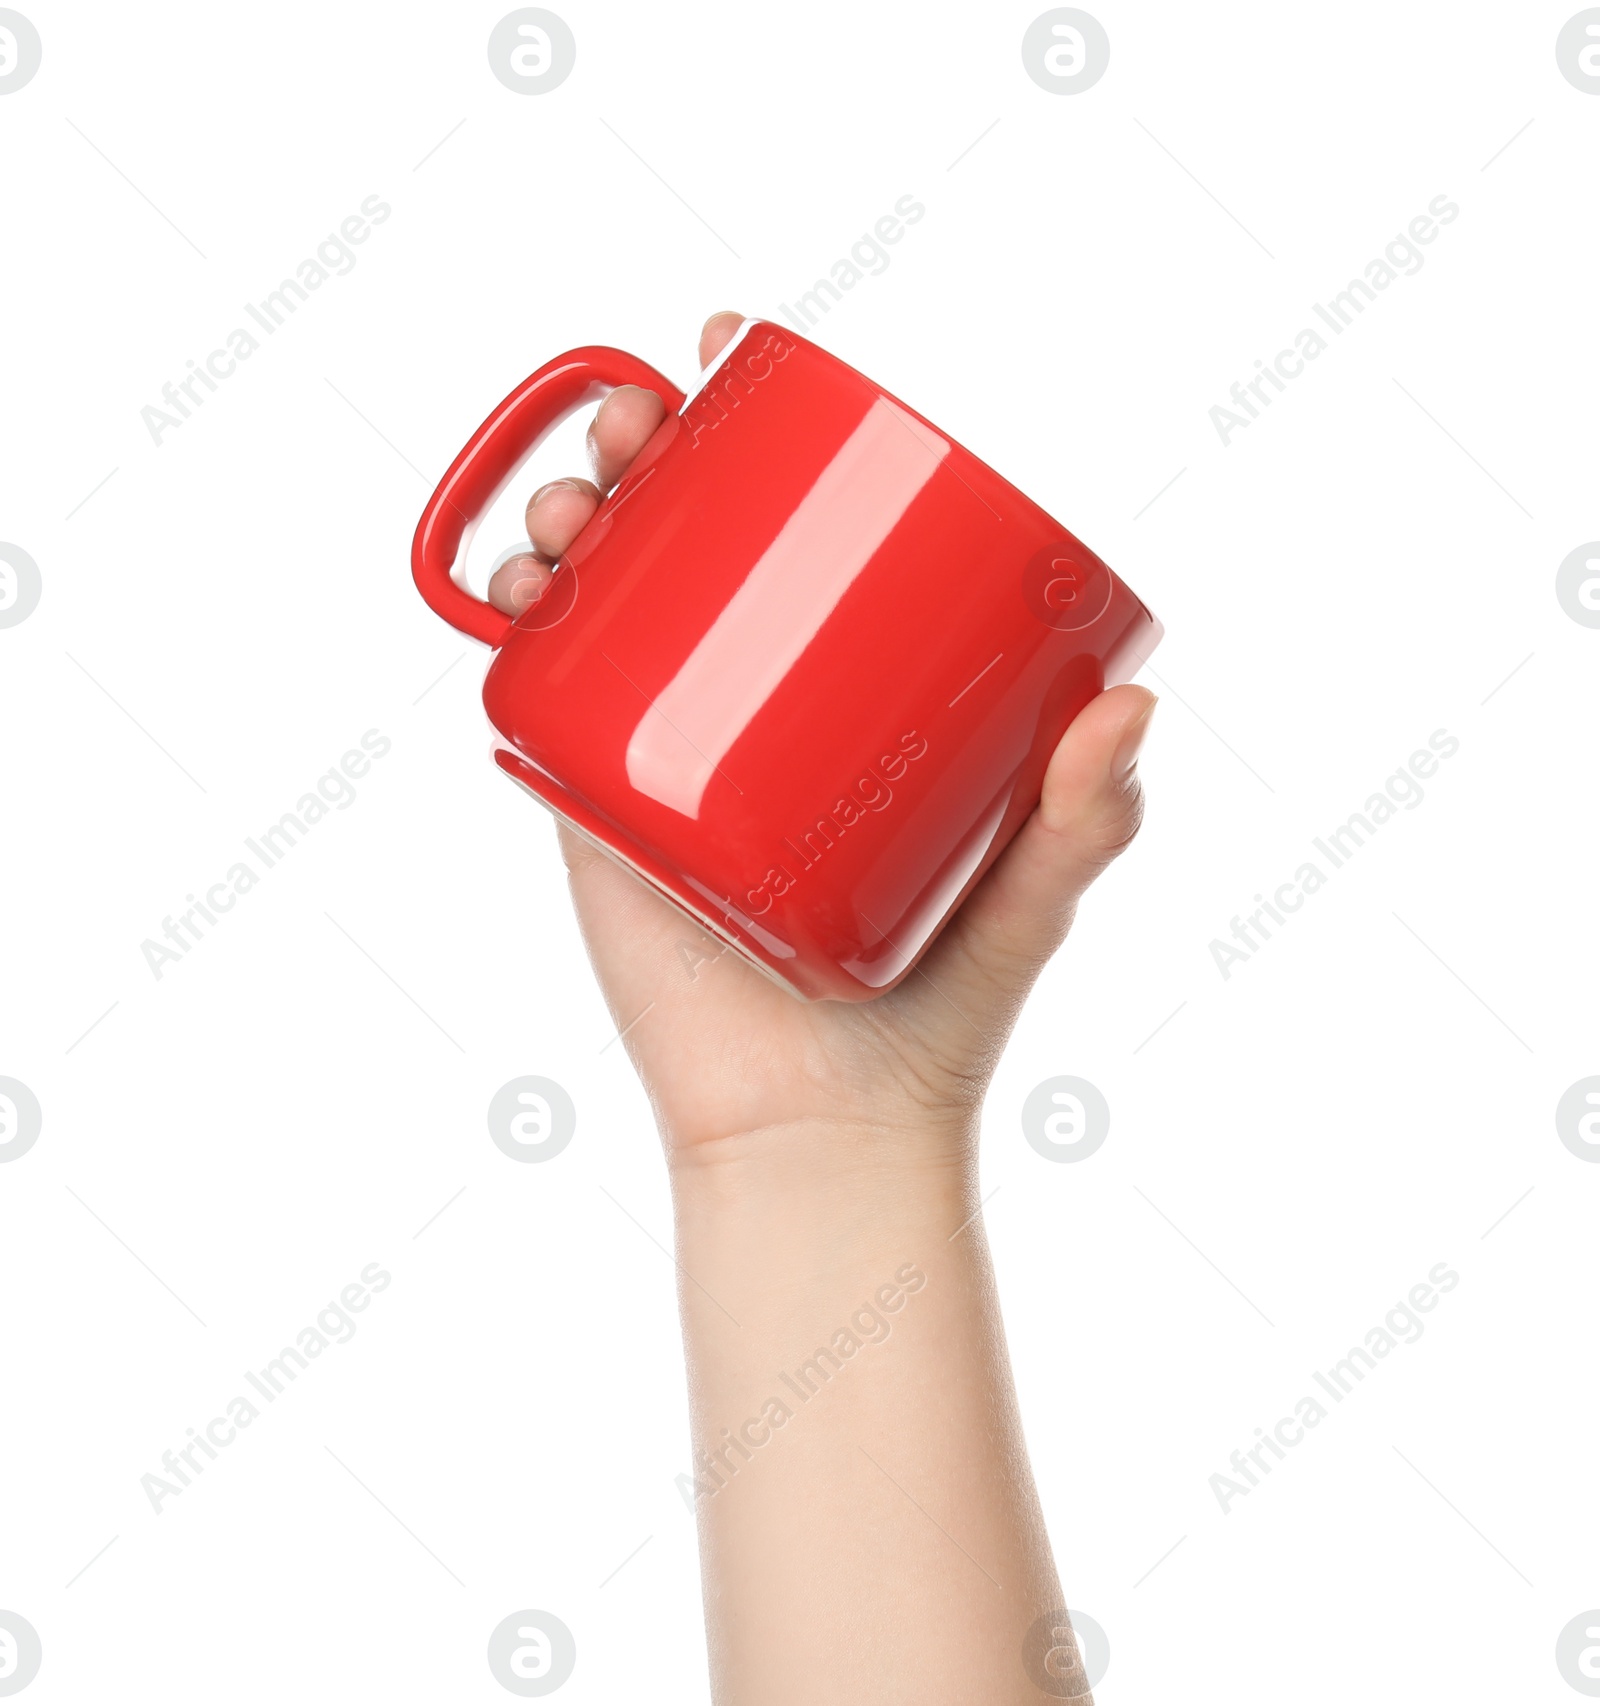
left=531, top=479, right=577, bottom=505
left=1111, top=699, right=1156, bottom=782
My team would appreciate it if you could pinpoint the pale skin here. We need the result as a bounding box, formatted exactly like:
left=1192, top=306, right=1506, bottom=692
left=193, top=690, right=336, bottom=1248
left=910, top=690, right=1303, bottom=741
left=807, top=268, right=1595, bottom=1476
left=488, top=312, right=1156, bottom=1704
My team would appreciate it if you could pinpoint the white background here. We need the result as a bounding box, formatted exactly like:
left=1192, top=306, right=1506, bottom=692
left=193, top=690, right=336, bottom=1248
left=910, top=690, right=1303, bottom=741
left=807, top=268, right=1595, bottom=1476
left=2, top=2, right=1597, bottom=1700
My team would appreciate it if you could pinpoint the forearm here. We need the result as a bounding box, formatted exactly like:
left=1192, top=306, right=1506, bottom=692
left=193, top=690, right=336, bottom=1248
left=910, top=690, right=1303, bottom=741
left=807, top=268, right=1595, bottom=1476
left=670, top=1123, right=1071, bottom=1705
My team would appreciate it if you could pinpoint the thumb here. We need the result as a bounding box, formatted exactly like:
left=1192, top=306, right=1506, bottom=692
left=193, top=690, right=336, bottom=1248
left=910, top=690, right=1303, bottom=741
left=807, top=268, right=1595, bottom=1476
left=911, top=684, right=1156, bottom=1021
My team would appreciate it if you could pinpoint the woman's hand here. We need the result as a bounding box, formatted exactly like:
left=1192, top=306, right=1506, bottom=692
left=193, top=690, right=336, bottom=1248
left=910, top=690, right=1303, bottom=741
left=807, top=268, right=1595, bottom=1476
left=489, top=311, right=1152, bottom=1703
left=487, top=310, right=1156, bottom=1162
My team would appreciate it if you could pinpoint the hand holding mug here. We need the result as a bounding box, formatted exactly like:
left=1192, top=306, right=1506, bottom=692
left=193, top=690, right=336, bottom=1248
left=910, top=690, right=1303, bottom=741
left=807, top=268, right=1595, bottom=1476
left=415, top=310, right=1158, bottom=1154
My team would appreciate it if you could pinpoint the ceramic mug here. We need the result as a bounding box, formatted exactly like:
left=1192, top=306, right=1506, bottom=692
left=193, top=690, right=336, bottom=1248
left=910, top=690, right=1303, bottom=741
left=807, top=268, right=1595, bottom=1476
left=413, top=319, right=1161, bottom=1000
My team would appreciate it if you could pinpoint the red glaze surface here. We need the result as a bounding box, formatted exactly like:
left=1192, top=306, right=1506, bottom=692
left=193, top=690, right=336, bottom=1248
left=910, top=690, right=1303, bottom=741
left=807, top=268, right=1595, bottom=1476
left=413, top=322, right=1161, bottom=1001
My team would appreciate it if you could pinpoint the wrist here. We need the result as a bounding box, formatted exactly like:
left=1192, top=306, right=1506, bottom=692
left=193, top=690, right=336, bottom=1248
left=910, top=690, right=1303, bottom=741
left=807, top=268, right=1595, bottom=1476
left=667, top=1117, right=978, bottom=1243
left=666, top=1120, right=991, bottom=1402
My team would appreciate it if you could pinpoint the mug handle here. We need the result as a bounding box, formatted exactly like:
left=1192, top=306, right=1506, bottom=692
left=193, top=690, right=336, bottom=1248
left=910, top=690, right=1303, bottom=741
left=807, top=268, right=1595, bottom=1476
left=411, top=347, right=687, bottom=647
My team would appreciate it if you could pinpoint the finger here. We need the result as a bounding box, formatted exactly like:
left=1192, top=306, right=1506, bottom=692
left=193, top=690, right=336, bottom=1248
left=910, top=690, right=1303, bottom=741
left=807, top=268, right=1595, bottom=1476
left=487, top=551, right=555, bottom=617
left=588, top=384, right=668, bottom=491
left=496, top=314, right=748, bottom=618
left=585, top=312, right=743, bottom=491
left=698, top=309, right=745, bottom=368
left=909, top=685, right=1157, bottom=1025
left=524, top=477, right=602, bottom=559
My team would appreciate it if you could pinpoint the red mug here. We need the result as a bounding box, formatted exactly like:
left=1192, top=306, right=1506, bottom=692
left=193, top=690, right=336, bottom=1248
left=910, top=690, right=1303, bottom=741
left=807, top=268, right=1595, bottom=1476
left=413, top=319, right=1161, bottom=1001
